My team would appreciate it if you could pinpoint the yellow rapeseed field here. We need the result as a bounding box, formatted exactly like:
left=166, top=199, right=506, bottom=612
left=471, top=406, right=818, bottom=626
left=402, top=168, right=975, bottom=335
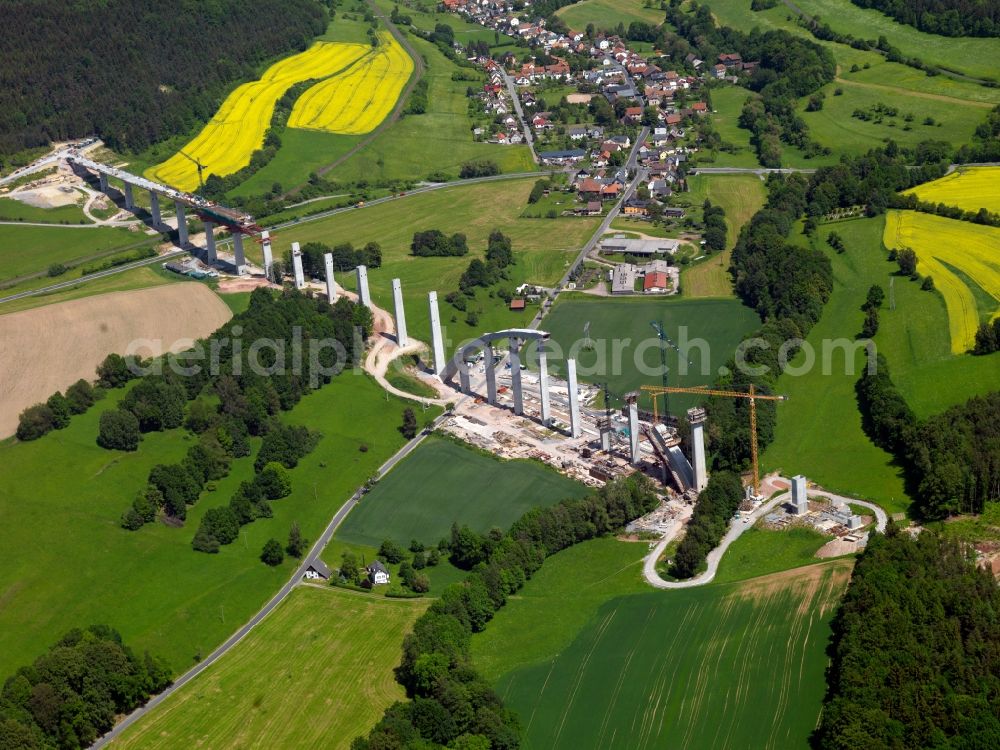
left=147, top=42, right=369, bottom=191
left=885, top=210, right=1000, bottom=353
left=288, top=32, right=414, bottom=135
left=904, top=166, right=1000, bottom=214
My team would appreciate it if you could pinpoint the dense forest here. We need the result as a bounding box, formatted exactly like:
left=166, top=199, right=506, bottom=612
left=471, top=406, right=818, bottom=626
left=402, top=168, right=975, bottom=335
left=850, top=0, right=1000, bottom=37
left=0, top=626, right=171, bottom=749
left=0, top=0, right=327, bottom=159
left=353, top=475, right=659, bottom=749
left=817, top=529, right=1000, bottom=748
left=857, top=357, right=1000, bottom=518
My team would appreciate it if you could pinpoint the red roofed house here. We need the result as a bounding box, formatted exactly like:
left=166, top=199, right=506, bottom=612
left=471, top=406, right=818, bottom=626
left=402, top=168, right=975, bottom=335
left=510, top=298, right=526, bottom=311
left=691, top=102, right=708, bottom=114
left=623, top=106, right=644, bottom=124
left=600, top=183, right=621, bottom=201
left=644, top=271, right=669, bottom=293
left=665, top=113, right=682, bottom=125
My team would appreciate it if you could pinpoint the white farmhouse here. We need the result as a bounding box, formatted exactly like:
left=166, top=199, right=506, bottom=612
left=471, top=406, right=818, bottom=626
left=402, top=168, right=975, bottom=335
left=367, top=560, right=391, bottom=586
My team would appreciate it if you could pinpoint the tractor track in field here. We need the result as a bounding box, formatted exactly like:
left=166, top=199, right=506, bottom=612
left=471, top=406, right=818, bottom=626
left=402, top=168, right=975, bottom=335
left=285, top=0, right=427, bottom=196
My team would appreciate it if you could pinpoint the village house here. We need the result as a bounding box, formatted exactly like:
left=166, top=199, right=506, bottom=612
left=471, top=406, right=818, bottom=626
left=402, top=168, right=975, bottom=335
left=367, top=560, right=390, bottom=586
left=303, top=559, right=331, bottom=581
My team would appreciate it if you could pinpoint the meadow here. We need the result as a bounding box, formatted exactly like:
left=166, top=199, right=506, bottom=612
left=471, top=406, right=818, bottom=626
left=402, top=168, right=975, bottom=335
left=0, top=371, right=438, bottom=679
left=534, top=296, right=761, bottom=413
left=557, top=0, right=666, bottom=30
left=707, top=0, right=1000, bottom=81
left=905, top=166, right=1000, bottom=214
left=476, top=535, right=853, bottom=750
left=289, top=32, right=414, bottom=135
left=248, top=178, right=600, bottom=350
left=705, top=86, right=760, bottom=169
left=0, top=223, right=155, bottom=284
left=148, top=42, right=370, bottom=191
left=112, top=586, right=427, bottom=750
left=336, top=435, right=588, bottom=549
left=884, top=211, right=1000, bottom=353
left=0, top=265, right=176, bottom=316
left=0, top=196, right=88, bottom=224
left=763, top=216, right=999, bottom=515
left=681, top=174, right=767, bottom=297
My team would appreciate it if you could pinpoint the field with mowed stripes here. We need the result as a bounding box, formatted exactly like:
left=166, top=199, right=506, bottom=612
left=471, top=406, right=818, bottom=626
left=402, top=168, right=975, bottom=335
left=111, top=586, right=427, bottom=749
left=147, top=41, right=369, bottom=191
left=905, top=167, right=1000, bottom=214
left=491, top=559, right=852, bottom=750
left=884, top=211, right=1000, bottom=353
left=289, top=32, right=414, bottom=135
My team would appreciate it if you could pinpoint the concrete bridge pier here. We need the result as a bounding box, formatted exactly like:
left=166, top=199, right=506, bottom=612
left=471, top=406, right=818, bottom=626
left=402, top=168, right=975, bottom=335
left=428, top=291, right=446, bottom=376
left=567, top=358, right=581, bottom=438
left=356, top=265, right=371, bottom=308
left=204, top=221, right=217, bottom=262
left=323, top=252, right=336, bottom=303
left=292, top=242, right=305, bottom=289
left=392, top=278, right=408, bottom=347
left=232, top=232, right=246, bottom=274
left=484, top=342, right=497, bottom=405
left=261, top=231, right=274, bottom=282
left=174, top=202, right=188, bottom=247
left=628, top=397, right=640, bottom=465
left=459, top=363, right=471, bottom=394
left=149, top=191, right=161, bottom=227
left=123, top=182, right=135, bottom=211
left=99, top=173, right=108, bottom=193
left=538, top=343, right=552, bottom=425
left=508, top=336, right=523, bottom=415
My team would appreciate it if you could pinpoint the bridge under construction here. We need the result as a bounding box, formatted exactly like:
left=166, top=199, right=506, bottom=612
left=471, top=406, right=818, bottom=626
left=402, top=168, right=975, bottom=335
left=2, top=141, right=273, bottom=276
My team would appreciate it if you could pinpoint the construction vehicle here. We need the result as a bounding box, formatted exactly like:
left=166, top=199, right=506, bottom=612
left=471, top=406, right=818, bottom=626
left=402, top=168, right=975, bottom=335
left=639, top=383, right=787, bottom=499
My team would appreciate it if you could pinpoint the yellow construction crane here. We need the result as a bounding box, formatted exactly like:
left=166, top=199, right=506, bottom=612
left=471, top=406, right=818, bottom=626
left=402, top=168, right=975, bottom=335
left=640, top=383, right=787, bottom=497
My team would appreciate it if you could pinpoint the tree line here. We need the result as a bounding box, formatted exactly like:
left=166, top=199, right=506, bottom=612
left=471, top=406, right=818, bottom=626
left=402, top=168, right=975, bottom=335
left=352, top=474, right=659, bottom=749
left=0, top=626, right=171, bottom=749
left=850, top=0, right=1000, bottom=38
left=670, top=471, right=743, bottom=578
left=0, top=0, right=327, bottom=160
left=103, top=288, right=370, bottom=533
left=857, top=356, right=1000, bottom=518
left=816, top=528, right=1000, bottom=748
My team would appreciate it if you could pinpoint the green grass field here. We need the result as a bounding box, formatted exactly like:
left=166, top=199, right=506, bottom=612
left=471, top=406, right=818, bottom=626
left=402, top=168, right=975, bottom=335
left=0, top=196, right=89, bottom=224
left=474, top=536, right=853, bottom=750
left=112, top=586, right=427, bottom=750
left=801, top=78, right=990, bottom=156
left=681, top=174, right=767, bottom=297
left=712, top=524, right=836, bottom=584
left=707, top=0, right=1000, bottom=81
left=706, top=86, right=761, bottom=169
left=535, top=296, right=761, bottom=412
left=0, top=224, right=154, bottom=283
left=557, top=0, right=666, bottom=30
left=763, top=216, right=999, bottom=515
left=0, top=265, right=177, bottom=316
left=248, top=178, right=600, bottom=350
left=0, top=373, right=440, bottom=679
left=337, top=435, right=588, bottom=549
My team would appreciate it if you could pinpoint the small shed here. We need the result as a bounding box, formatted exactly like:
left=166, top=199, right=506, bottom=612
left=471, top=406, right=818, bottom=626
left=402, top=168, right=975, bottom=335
left=510, top=298, right=526, bottom=311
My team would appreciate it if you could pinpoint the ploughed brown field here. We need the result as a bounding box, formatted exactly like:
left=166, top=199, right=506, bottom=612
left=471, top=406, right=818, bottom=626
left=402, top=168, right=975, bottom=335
left=0, top=283, right=232, bottom=438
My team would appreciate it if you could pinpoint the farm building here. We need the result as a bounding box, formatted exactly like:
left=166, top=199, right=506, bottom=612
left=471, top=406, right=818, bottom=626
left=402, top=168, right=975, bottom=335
left=611, top=264, right=638, bottom=295
left=643, top=271, right=669, bottom=293
left=303, top=559, right=331, bottom=581
left=600, top=237, right=681, bottom=256
left=366, top=560, right=390, bottom=586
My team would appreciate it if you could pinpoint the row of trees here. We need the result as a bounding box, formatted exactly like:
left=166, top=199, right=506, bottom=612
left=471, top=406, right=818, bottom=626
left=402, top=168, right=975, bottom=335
left=0, top=0, right=327, bottom=158
left=816, top=529, right=1000, bottom=748
left=706, top=174, right=833, bottom=471
left=857, top=356, right=1000, bottom=518
left=112, top=288, right=367, bottom=528
left=353, top=475, right=659, bottom=749
left=16, top=379, right=98, bottom=441
left=294, top=240, right=382, bottom=278
left=670, top=472, right=744, bottom=578
left=0, top=625, right=171, bottom=749
left=850, top=0, right=1000, bottom=38
left=411, top=230, right=470, bottom=257
left=701, top=199, right=727, bottom=252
